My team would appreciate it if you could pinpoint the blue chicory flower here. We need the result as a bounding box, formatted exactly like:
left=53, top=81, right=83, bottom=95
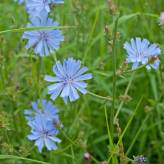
left=24, top=99, right=59, bottom=122
left=22, top=14, right=64, bottom=56
left=124, top=37, right=161, bottom=70
left=44, top=58, right=92, bottom=103
left=27, top=115, right=61, bottom=152
left=26, top=0, right=64, bottom=17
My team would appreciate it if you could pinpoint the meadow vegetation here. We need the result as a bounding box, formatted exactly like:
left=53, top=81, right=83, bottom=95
left=0, top=0, right=164, bottom=163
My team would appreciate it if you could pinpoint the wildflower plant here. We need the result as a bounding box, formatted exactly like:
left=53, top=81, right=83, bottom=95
left=1, top=0, right=164, bottom=163
left=24, top=100, right=61, bottom=152
left=27, top=115, right=61, bottom=152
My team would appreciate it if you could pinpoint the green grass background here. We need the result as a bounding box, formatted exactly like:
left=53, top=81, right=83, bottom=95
left=0, top=0, right=164, bottom=163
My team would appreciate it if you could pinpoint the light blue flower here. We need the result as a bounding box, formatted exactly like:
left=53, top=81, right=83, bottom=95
left=27, top=115, right=61, bottom=152
left=44, top=58, right=92, bottom=103
left=26, top=0, right=64, bottom=16
left=22, top=14, right=64, bottom=56
left=124, top=38, right=161, bottom=70
left=24, top=99, right=59, bottom=122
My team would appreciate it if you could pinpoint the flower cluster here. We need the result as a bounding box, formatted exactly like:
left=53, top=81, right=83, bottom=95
left=24, top=100, right=61, bottom=152
left=24, top=57, right=92, bottom=152
left=14, top=0, right=162, bottom=155
left=17, top=0, right=64, bottom=56
left=17, top=0, right=66, bottom=152
left=19, top=0, right=93, bottom=153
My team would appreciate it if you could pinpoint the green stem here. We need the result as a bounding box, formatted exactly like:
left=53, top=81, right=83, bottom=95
left=54, top=52, right=58, bottom=62
left=122, top=64, right=146, bottom=74
left=71, top=146, right=75, bottom=164
left=0, top=155, right=50, bottom=164
left=141, top=13, right=159, bottom=18
left=0, top=26, right=76, bottom=35
left=60, top=129, right=77, bottom=146
left=118, top=97, right=143, bottom=144
left=93, top=64, right=145, bottom=78
left=108, top=97, right=143, bottom=163
left=91, top=156, right=100, bottom=164
left=60, top=129, right=100, bottom=163
left=37, top=57, right=42, bottom=98
left=126, top=115, right=149, bottom=155
left=110, top=15, right=119, bottom=137
left=114, top=72, right=135, bottom=123
left=0, top=66, right=5, bottom=90
left=105, top=105, right=114, bottom=147
left=88, top=91, right=112, bottom=101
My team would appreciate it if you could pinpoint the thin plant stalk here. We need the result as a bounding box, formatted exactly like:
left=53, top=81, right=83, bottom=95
left=88, top=91, right=112, bottom=101
left=105, top=105, right=114, bottom=147
left=0, top=26, right=76, bottom=35
left=108, top=97, right=143, bottom=163
left=37, top=57, right=43, bottom=98
left=126, top=115, right=149, bottom=155
left=110, top=15, right=119, bottom=137
left=0, top=155, right=50, bottom=164
left=114, top=72, right=135, bottom=123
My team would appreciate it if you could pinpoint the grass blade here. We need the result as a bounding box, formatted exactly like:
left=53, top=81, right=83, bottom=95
left=0, top=155, right=50, bottom=164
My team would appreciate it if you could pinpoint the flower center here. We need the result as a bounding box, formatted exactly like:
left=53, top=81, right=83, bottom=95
left=65, top=76, right=73, bottom=84
left=136, top=51, right=142, bottom=58
left=40, top=32, right=48, bottom=41
left=42, top=130, right=49, bottom=137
